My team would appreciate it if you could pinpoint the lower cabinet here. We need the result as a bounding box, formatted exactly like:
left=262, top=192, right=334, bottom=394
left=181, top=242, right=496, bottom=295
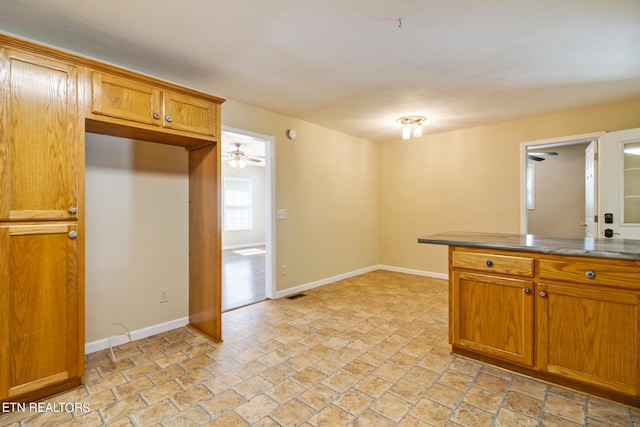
left=0, top=224, right=83, bottom=401
left=451, top=271, right=534, bottom=366
left=449, top=246, right=640, bottom=406
left=537, top=281, right=640, bottom=396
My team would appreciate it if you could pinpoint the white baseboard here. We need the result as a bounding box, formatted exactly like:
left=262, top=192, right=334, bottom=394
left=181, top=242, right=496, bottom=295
left=273, top=265, right=379, bottom=299
left=378, top=264, right=449, bottom=280
left=222, top=242, right=266, bottom=251
left=272, top=264, right=447, bottom=299
left=85, top=317, right=189, bottom=355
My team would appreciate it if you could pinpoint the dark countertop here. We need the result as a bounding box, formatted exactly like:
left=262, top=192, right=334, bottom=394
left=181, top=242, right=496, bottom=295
left=418, top=231, right=640, bottom=261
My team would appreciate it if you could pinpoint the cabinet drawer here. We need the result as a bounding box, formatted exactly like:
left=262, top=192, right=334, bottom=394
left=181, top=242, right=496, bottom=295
left=452, top=251, right=534, bottom=277
left=539, top=259, right=640, bottom=289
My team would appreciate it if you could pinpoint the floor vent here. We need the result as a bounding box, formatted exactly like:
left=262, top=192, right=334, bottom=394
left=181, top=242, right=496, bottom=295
left=287, top=293, right=306, bottom=300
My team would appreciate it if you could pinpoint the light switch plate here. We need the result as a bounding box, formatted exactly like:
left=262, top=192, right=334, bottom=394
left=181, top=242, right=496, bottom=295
left=276, top=209, right=287, bottom=219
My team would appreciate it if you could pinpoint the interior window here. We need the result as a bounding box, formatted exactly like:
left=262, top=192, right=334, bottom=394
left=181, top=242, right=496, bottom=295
left=623, top=141, right=640, bottom=224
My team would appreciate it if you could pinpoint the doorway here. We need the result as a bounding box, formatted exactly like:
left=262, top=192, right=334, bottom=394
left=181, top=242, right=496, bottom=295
left=520, top=133, right=602, bottom=237
left=221, top=127, right=275, bottom=311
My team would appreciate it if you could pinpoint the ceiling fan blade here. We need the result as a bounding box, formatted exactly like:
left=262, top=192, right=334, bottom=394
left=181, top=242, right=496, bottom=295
left=528, top=151, right=558, bottom=156
left=528, top=154, right=545, bottom=161
left=245, top=157, right=262, bottom=162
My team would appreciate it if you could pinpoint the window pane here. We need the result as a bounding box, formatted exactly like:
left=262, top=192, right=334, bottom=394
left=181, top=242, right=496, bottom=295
left=623, top=142, right=640, bottom=224
left=624, top=197, right=640, bottom=224
left=223, top=178, right=252, bottom=231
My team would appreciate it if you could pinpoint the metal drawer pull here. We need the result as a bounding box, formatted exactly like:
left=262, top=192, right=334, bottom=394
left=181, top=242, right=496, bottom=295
left=68, top=205, right=78, bottom=214
left=68, top=231, right=78, bottom=240
left=524, top=287, right=531, bottom=294
left=585, top=270, right=596, bottom=279
left=485, top=260, right=493, bottom=267
left=539, top=291, right=547, bottom=297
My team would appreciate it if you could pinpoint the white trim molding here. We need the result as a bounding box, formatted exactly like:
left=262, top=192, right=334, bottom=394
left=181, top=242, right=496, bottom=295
left=222, top=242, right=266, bottom=251
left=85, top=317, right=189, bottom=354
left=378, top=264, right=448, bottom=280
left=273, top=265, right=448, bottom=299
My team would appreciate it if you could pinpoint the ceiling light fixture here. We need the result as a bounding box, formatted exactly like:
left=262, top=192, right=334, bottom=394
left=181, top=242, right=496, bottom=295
left=397, top=116, right=426, bottom=140
left=228, top=158, right=247, bottom=168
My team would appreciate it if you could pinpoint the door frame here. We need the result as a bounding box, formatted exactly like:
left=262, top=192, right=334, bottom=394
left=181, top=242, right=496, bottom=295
left=519, top=131, right=604, bottom=236
left=221, top=126, right=275, bottom=300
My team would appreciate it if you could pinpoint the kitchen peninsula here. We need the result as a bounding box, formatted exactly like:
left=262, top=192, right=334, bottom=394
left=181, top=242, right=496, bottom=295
left=418, top=232, right=640, bottom=407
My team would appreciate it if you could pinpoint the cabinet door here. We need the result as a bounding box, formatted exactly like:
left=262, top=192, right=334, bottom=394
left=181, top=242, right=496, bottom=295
left=537, top=282, right=640, bottom=395
left=91, top=71, right=162, bottom=126
left=452, top=271, right=534, bottom=366
left=0, top=224, right=81, bottom=400
left=0, top=49, right=79, bottom=221
left=163, top=91, right=216, bottom=136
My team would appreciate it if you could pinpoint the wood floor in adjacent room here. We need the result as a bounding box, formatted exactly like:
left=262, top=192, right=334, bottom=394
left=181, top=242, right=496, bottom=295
left=4, top=271, right=638, bottom=426
left=222, top=246, right=266, bottom=312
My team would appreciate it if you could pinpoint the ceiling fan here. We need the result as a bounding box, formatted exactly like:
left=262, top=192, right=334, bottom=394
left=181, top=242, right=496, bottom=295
left=223, top=143, right=262, bottom=168
left=527, top=151, right=558, bottom=162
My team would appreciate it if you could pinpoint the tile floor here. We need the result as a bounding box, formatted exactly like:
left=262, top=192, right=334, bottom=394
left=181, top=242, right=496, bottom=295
left=2, top=271, right=639, bottom=426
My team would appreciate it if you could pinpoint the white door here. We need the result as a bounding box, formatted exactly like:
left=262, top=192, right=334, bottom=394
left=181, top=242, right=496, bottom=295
left=584, top=141, right=597, bottom=237
left=599, top=127, right=640, bottom=240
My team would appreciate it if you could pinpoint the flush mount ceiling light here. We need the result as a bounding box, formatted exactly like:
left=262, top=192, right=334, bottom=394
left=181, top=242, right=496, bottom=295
left=397, top=116, right=426, bottom=140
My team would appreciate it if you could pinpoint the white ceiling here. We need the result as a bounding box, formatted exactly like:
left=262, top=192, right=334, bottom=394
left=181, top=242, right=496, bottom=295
left=1, top=0, right=639, bottom=142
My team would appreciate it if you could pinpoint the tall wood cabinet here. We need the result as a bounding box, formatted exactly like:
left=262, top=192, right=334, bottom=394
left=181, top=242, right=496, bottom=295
left=0, top=47, right=84, bottom=401
left=0, top=35, right=224, bottom=402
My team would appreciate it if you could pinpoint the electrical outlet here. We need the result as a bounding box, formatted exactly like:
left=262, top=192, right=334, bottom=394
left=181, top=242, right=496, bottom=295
left=281, top=265, right=287, bottom=275
left=160, top=288, right=169, bottom=303
left=355, top=250, right=361, bottom=259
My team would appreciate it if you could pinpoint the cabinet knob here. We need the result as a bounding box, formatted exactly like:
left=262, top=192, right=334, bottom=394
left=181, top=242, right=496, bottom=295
left=68, top=205, right=78, bottom=214
left=539, top=291, right=547, bottom=297
left=585, top=270, right=596, bottom=279
left=524, top=287, right=531, bottom=294
left=165, top=115, right=173, bottom=122
left=485, top=260, right=493, bottom=267
left=153, top=112, right=160, bottom=120
left=68, top=231, right=78, bottom=240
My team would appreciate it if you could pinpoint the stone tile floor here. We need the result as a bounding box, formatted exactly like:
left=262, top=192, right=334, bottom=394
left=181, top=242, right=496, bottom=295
left=2, top=271, right=639, bottom=426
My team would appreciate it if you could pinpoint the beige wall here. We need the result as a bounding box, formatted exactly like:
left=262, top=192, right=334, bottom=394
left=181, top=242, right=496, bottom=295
left=527, top=144, right=589, bottom=238
left=222, top=163, right=266, bottom=248
left=222, top=100, right=381, bottom=291
left=85, top=133, right=189, bottom=342
left=379, top=98, right=640, bottom=275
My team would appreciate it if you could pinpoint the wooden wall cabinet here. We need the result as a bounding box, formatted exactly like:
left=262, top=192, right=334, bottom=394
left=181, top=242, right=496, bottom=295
left=88, top=70, right=218, bottom=145
left=449, top=246, right=640, bottom=407
left=0, top=35, right=224, bottom=403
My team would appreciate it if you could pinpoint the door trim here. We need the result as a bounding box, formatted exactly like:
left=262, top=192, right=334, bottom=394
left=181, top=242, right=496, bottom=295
left=221, top=126, right=275, bottom=300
